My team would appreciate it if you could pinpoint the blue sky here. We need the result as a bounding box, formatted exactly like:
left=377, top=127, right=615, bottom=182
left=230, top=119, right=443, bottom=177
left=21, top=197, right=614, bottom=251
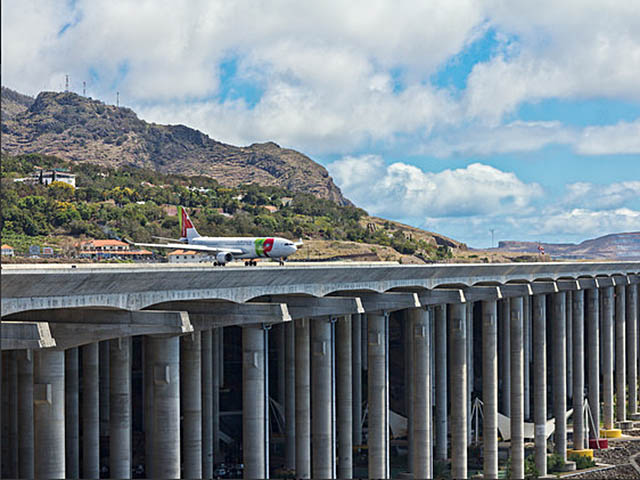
left=2, top=0, right=639, bottom=247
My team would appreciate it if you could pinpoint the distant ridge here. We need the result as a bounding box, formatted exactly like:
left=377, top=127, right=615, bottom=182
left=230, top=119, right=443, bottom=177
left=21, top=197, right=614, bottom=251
left=0, top=87, right=350, bottom=205
left=497, top=232, right=640, bottom=260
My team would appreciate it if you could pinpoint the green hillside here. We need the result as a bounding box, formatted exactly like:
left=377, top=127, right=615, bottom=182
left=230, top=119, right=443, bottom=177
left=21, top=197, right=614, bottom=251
left=1, top=153, right=452, bottom=260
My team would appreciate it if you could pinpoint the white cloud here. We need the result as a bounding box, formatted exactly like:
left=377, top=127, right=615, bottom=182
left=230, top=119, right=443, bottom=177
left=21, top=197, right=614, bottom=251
left=564, top=181, right=640, bottom=209
left=576, top=120, right=640, bottom=155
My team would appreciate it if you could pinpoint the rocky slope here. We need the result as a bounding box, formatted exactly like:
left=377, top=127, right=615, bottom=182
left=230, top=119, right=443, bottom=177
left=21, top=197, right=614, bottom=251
left=1, top=87, right=349, bottom=205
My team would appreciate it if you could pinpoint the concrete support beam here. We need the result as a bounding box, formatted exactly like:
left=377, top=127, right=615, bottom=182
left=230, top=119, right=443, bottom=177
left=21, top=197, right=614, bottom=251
left=262, top=295, right=364, bottom=319
left=510, top=297, right=525, bottom=479
left=34, top=349, right=65, bottom=479
left=152, top=301, right=291, bottom=327
left=243, top=325, right=267, bottom=480
left=17, top=349, right=34, bottom=479
left=627, top=283, right=638, bottom=414
left=351, top=314, right=363, bottom=447
left=615, top=284, right=627, bottom=422
left=295, top=318, right=311, bottom=479
left=65, top=347, right=80, bottom=479
left=201, top=330, right=213, bottom=478
left=336, top=316, right=352, bottom=479
left=572, top=290, right=585, bottom=450
left=533, top=294, right=548, bottom=477
left=412, top=308, right=432, bottom=479
left=148, top=335, right=180, bottom=478
left=285, top=322, right=296, bottom=471
left=181, top=332, right=202, bottom=480
left=586, top=288, right=600, bottom=439
left=368, top=312, right=389, bottom=479
left=110, top=337, right=131, bottom=479
left=419, top=289, right=466, bottom=305
left=82, top=343, right=100, bottom=479
left=1, top=322, right=55, bottom=350
left=482, top=299, right=498, bottom=478
left=501, top=299, right=511, bottom=416
left=602, top=287, right=615, bottom=429
left=356, top=292, right=420, bottom=313
left=434, top=304, right=447, bottom=461
left=449, top=302, right=467, bottom=480
left=552, top=292, right=567, bottom=461
left=312, top=317, right=334, bottom=479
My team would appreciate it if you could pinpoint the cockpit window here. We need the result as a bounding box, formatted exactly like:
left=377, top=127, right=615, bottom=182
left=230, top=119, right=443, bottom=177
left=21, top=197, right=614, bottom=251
left=285, top=242, right=294, bottom=246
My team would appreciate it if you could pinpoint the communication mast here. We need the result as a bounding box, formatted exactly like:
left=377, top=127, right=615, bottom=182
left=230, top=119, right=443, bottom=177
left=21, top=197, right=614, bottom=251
left=65, top=75, right=69, bottom=92
left=83, top=81, right=86, bottom=96
left=116, top=91, right=120, bottom=107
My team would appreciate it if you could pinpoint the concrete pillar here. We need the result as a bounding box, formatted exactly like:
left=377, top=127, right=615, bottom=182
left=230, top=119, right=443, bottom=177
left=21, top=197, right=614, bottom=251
left=285, top=322, right=296, bottom=471
left=34, top=349, right=65, bottom=479
left=404, top=311, right=414, bottom=471
left=219, top=327, right=224, bottom=387
left=110, top=337, right=131, bottom=479
left=6, top=352, right=18, bottom=478
left=615, top=284, right=626, bottom=422
left=627, top=284, right=638, bottom=415
left=567, top=291, right=573, bottom=400
left=533, top=294, right=547, bottom=477
left=362, top=314, right=368, bottom=371
left=99, top=340, right=110, bottom=441
left=482, top=299, right=498, bottom=478
left=148, top=335, right=180, bottom=478
left=368, top=312, right=389, bottom=479
left=573, top=290, right=585, bottom=450
left=352, top=313, right=363, bottom=447
left=65, top=348, right=80, bottom=478
left=501, top=299, right=511, bottom=416
left=336, top=316, right=353, bottom=479
left=144, top=337, right=154, bottom=476
left=587, top=288, right=600, bottom=440
left=552, top=292, right=567, bottom=460
left=412, top=308, right=432, bottom=479
left=82, top=342, right=100, bottom=479
left=434, top=304, right=447, bottom=461
left=212, top=328, right=221, bottom=464
left=295, top=318, right=311, bottom=479
left=449, top=302, right=467, bottom=480
left=524, top=295, right=531, bottom=420
left=277, top=324, right=286, bottom=408
left=201, top=330, right=213, bottom=478
left=466, top=301, right=474, bottom=445
left=312, top=317, right=334, bottom=478
left=243, top=325, right=266, bottom=480
left=181, top=332, right=202, bottom=479
left=510, top=297, right=525, bottom=479
left=602, top=286, right=615, bottom=429
left=17, top=350, right=34, bottom=479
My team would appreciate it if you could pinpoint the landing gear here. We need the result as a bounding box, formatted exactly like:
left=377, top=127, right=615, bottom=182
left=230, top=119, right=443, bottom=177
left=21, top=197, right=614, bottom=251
left=278, top=258, right=285, bottom=266
left=213, top=262, right=227, bottom=267
left=244, top=260, right=258, bottom=267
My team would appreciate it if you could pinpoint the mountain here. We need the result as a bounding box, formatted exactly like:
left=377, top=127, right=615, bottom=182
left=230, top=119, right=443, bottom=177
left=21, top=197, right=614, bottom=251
left=497, top=232, right=640, bottom=260
left=0, top=87, right=349, bottom=205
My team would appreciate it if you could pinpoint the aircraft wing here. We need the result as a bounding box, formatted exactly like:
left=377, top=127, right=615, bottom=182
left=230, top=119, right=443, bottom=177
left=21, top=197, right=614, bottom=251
left=126, top=240, right=244, bottom=255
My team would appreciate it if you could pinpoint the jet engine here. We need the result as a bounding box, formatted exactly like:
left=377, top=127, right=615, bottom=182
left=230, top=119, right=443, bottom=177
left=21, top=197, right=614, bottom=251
left=216, top=252, right=234, bottom=265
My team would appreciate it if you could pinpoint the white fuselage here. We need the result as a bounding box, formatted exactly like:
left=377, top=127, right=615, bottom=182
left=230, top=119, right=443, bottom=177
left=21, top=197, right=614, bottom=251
left=189, top=236, right=297, bottom=260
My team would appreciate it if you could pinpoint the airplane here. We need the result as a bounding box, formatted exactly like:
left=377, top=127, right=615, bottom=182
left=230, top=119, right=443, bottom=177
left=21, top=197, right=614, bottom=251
left=126, top=206, right=302, bottom=266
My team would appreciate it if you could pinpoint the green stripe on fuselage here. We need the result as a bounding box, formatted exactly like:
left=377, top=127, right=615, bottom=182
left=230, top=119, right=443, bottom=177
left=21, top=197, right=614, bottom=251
left=255, top=238, right=266, bottom=257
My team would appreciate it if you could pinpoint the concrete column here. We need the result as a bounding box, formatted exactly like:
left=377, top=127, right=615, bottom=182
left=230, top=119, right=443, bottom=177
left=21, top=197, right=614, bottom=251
left=412, top=308, right=432, bottom=479
left=404, top=311, right=414, bottom=472
left=295, top=318, right=311, bottom=479
left=524, top=295, right=531, bottom=420
left=181, top=332, right=202, bottom=479
left=368, top=312, right=389, bottom=479
left=7, top=352, right=18, bottom=478
left=277, top=324, right=286, bottom=408
left=243, top=325, right=266, bottom=480
left=602, top=286, right=615, bottom=429
left=552, top=292, right=567, bottom=460
left=201, top=330, right=213, bottom=478
left=336, top=316, right=353, bottom=479
left=144, top=337, right=154, bottom=476
left=501, top=299, right=511, bottom=416
left=99, top=340, right=110, bottom=441
left=34, top=349, right=65, bottom=479
left=65, top=347, right=80, bottom=478
left=148, top=335, right=180, bottom=478
left=573, top=290, right=585, bottom=450
left=466, top=302, right=474, bottom=445
left=17, top=350, right=34, bottom=479
left=615, top=284, right=626, bottom=422
left=352, top=313, right=363, bottom=447
left=482, top=300, right=498, bottom=478
left=212, top=328, right=221, bottom=464
left=312, top=317, right=334, bottom=478
left=434, top=304, right=448, bottom=461
left=285, top=322, right=296, bottom=471
left=586, top=288, right=600, bottom=440
left=510, top=297, right=525, bottom=479
left=533, top=294, right=547, bottom=477
left=362, top=314, right=368, bottom=371
left=627, top=284, right=638, bottom=415
left=449, top=302, right=467, bottom=480
left=218, top=327, right=225, bottom=387
left=567, top=291, right=574, bottom=400
left=110, top=337, right=131, bottom=479
left=82, top=343, right=100, bottom=479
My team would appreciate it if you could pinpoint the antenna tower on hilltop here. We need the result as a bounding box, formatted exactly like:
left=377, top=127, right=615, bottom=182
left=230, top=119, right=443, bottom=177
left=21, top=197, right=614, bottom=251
left=117, top=91, right=120, bottom=107
left=65, top=75, right=69, bottom=92
left=83, top=81, right=86, bottom=96
left=490, top=229, right=495, bottom=248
